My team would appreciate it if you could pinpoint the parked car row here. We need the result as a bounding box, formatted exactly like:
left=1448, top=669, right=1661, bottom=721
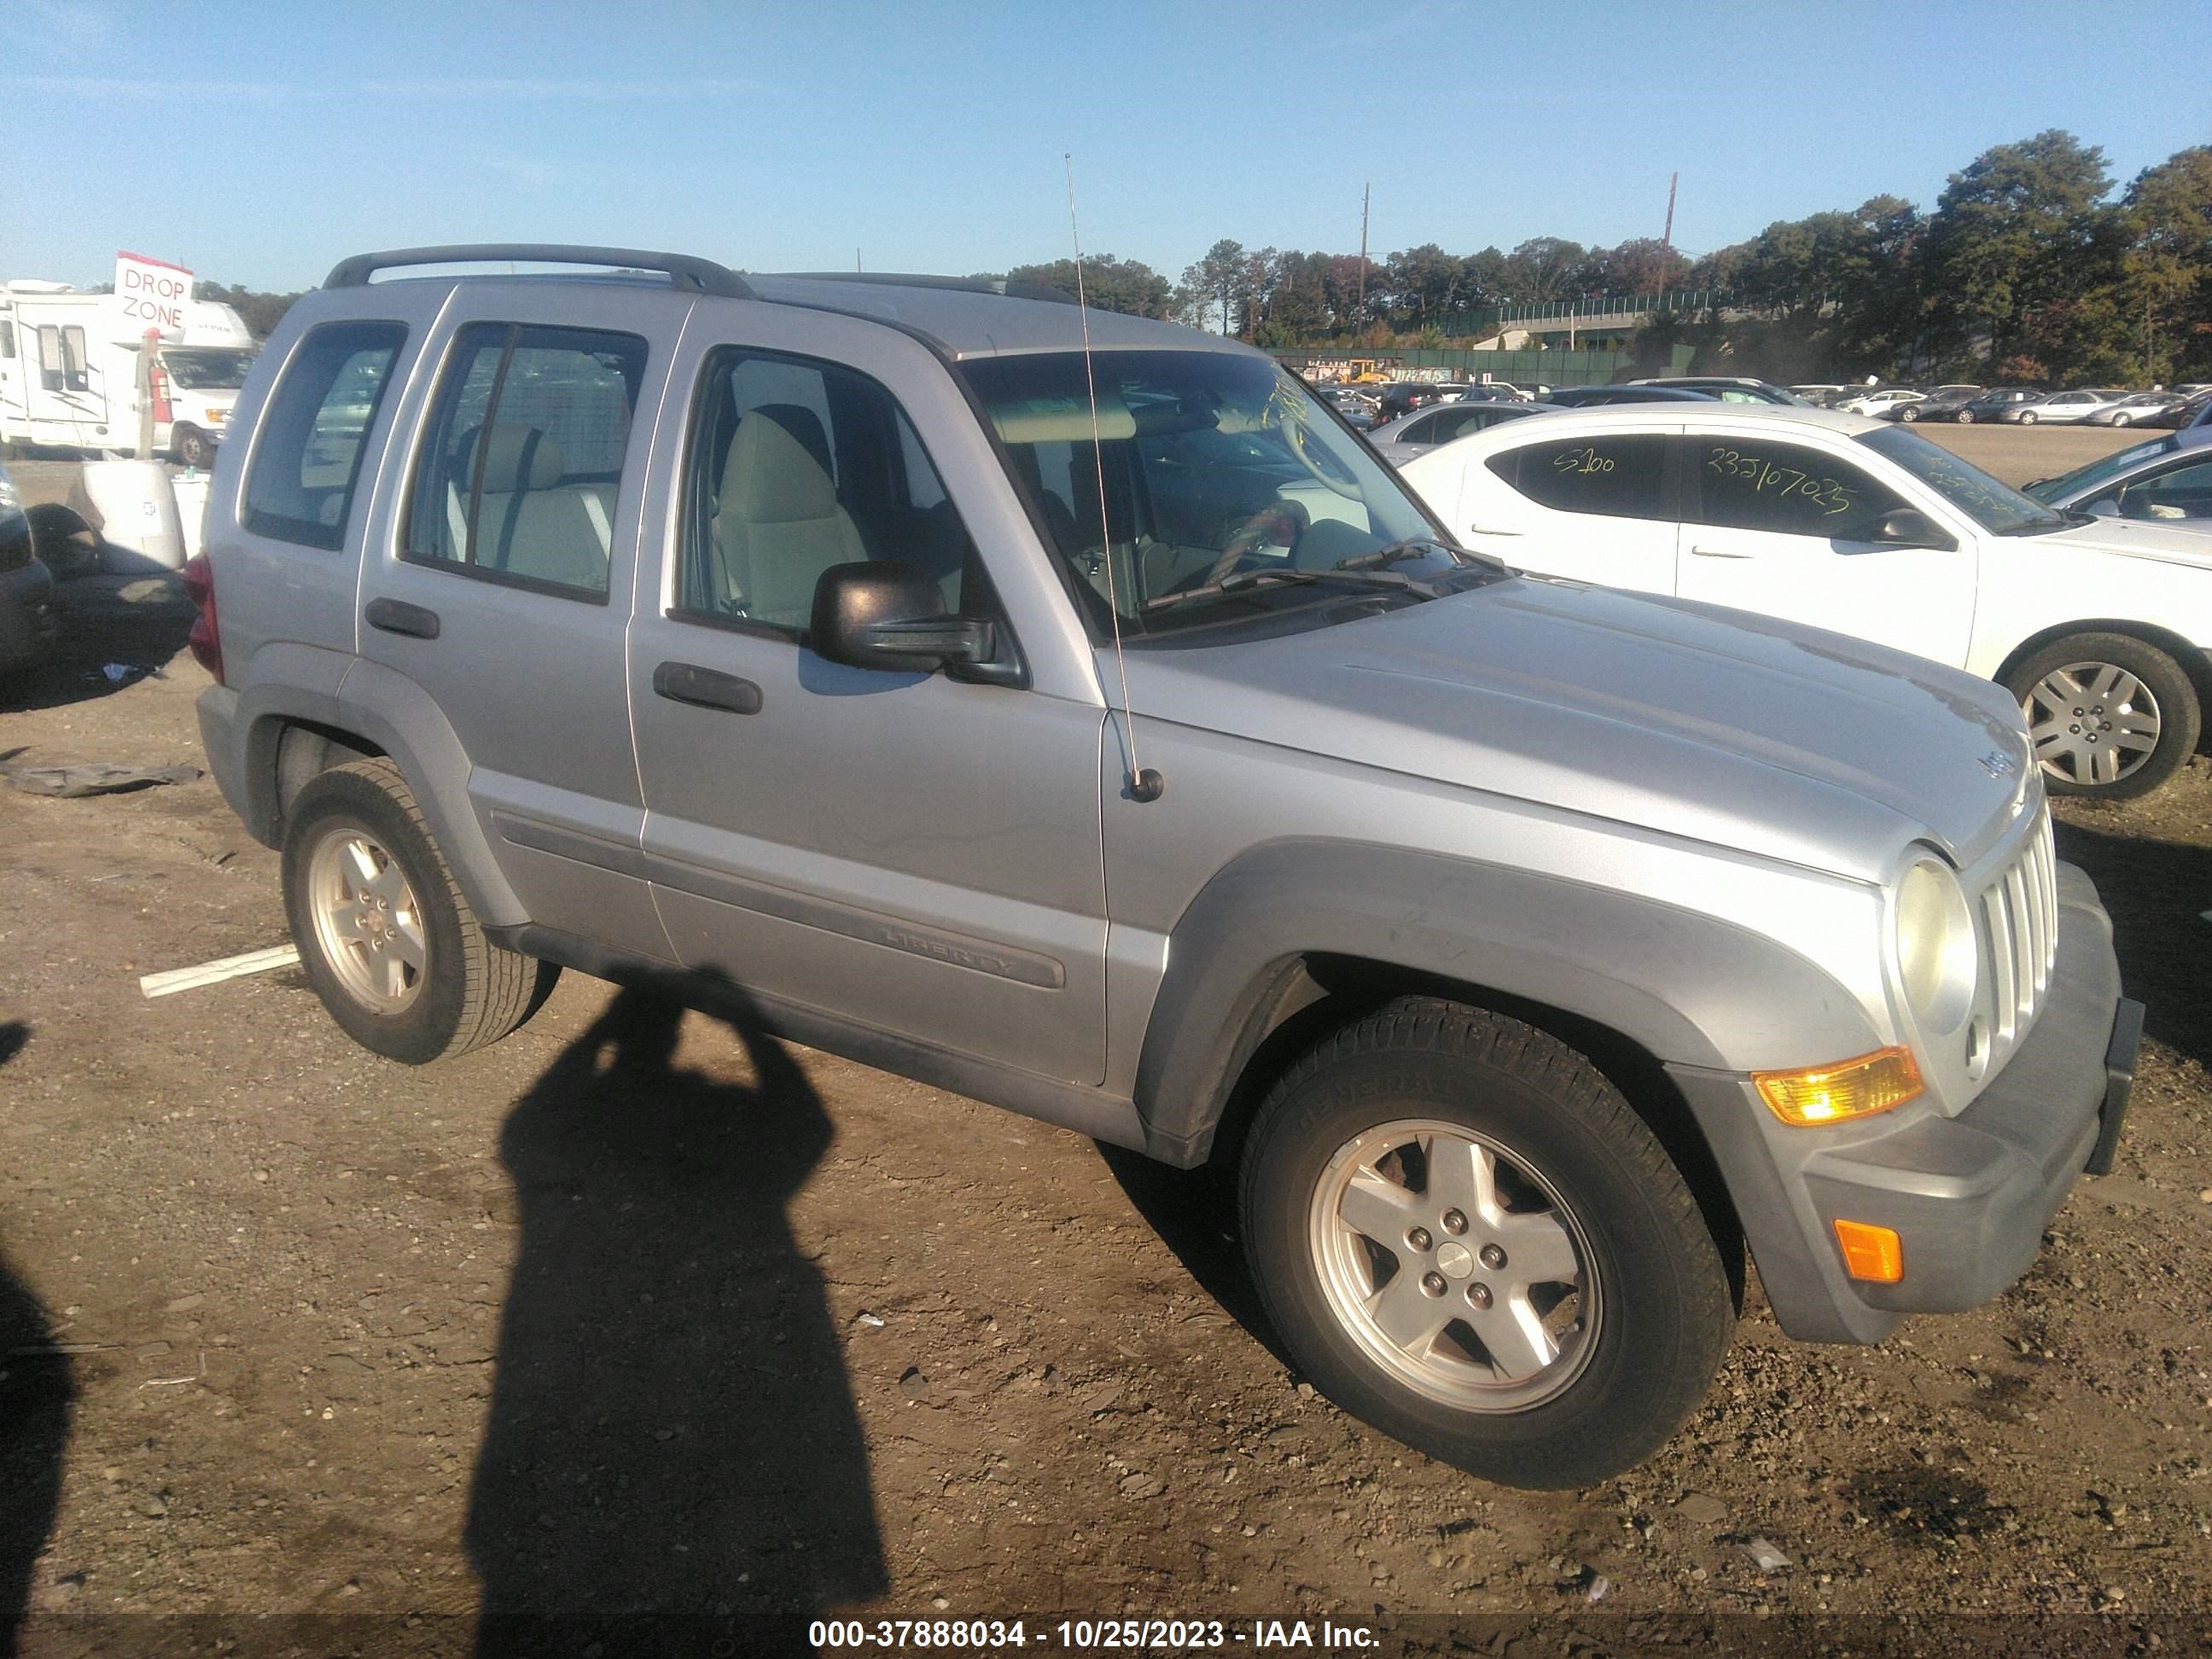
left=1805, top=382, right=2211, bottom=429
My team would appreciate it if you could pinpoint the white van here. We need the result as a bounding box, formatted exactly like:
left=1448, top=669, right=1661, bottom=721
left=0, top=282, right=254, bottom=465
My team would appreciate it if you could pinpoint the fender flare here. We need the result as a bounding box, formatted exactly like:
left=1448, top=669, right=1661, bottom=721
left=230, top=649, right=527, bottom=928
left=1132, top=839, right=1882, bottom=1162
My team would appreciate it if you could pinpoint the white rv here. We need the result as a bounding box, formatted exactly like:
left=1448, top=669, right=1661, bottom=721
left=0, top=282, right=255, bottom=466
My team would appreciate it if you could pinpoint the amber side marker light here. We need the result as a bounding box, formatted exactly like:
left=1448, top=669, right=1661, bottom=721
left=1833, top=1220, right=1905, bottom=1284
left=1753, top=1046, right=1923, bottom=1126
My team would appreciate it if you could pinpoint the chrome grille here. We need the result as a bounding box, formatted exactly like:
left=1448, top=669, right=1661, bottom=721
left=1977, top=806, right=2058, bottom=1047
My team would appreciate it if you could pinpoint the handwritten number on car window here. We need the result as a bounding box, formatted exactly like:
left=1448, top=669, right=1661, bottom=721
left=1706, top=446, right=1854, bottom=516
left=1551, top=446, right=1615, bottom=475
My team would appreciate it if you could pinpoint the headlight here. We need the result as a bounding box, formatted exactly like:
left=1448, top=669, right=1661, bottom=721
left=1895, top=856, right=1976, bottom=1037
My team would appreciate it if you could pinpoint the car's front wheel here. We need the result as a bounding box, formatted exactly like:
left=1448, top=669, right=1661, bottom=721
left=2006, top=632, right=2201, bottom=799
left=1956, top=410, right=1976, bottom=423
left=1239, top=998, right=1735, bottom=1488
left=2110, top=413, right=2133, bottom=428
left=282, top=758, right=558, bottom=1062
left=2018, top=410, right=2039, bottom=425
left=1898, top=405, right=1919, bottom=422
left=172, top=426, right=213, bottom=470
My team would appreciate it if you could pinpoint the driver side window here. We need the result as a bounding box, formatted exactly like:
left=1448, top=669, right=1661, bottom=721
left=2115, top=458, right=2212, bottom=523
left=677, top=347, right=987, bottom=636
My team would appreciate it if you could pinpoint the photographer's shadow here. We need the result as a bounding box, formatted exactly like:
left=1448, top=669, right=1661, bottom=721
left=467, top=981, right=885, bottom=1654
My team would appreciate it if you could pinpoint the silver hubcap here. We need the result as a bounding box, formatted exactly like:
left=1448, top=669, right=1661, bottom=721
left=2023, top=661, right=2162, bottom=788
left=305, top=827, right=426, bottom=1013
left=1307, top=1119, right=1598, bottom=1412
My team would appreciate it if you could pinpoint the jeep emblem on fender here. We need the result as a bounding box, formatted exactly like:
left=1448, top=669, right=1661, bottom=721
left=1979, top=750, right=2018, bottom=779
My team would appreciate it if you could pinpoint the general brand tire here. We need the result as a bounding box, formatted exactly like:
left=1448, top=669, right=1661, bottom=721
left=2005, top=632, right=2201, bottom=800
left=281, top=758, right=557, bottom=1062
left=1238, top=998, right=1735, bottom=1489
left=173, top=427, right=212, bottom=469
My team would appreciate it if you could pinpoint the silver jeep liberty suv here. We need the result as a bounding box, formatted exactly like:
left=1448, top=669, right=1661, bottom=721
left=189, top=247, right=2141, bottom=1487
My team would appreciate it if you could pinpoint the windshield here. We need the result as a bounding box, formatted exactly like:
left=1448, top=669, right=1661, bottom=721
left=960, top=349, right=1479, bottom=639
left=2021, top=436, right=2174, bottom=504
left=163, top=348, right=254, bottom=390
left=1855, top=425, right=2069, bottom=534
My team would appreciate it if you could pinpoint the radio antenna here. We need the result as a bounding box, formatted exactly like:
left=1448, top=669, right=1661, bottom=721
left=1064, top=153, right=1162, bottom=803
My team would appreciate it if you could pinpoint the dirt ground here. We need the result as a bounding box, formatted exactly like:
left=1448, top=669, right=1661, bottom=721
left=3, top=429, right=2209, bottom=1655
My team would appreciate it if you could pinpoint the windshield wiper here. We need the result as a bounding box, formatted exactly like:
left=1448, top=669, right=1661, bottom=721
left=1142, top=564, right=1447, bottom=612
left=1994, top=511, right=2087, bottom=536
left=1335, top=536, right=1503, bottom=573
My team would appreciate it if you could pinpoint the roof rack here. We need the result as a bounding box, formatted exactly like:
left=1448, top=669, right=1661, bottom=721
left=323, top=245, right=755, bottom=300
left=777, top=271, right=1077, bottom=306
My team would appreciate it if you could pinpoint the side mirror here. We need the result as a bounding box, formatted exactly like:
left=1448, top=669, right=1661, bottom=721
left=1871, top=507, right=1955, bottom=550
left=2087, top=498, right=2122, bottom=519
left=810, top=561, right=997, bottom=676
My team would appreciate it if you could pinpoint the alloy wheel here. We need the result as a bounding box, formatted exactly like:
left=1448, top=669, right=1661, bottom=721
left=304, top=825, right=428, bottom=1012
left=2024, top=661, right=2162, bottom=789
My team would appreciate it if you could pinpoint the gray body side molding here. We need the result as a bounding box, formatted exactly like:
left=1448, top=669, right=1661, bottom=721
left=1133, top=841, right=1882, bottom=1164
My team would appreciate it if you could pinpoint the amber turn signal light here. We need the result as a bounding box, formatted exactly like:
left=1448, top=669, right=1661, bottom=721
left=1832, top=1220, right=1904, bottom=1284
left=1753, top=1046, right=1923, bottom=1126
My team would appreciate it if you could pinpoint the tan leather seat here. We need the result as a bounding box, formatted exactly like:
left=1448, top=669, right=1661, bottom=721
left=711, top=411, right=870, bottom=627
left=452, top=424, right=612, bottom=594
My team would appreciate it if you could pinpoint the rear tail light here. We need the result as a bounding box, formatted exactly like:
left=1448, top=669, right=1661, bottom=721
left=182, top=552, right=223, bottom=684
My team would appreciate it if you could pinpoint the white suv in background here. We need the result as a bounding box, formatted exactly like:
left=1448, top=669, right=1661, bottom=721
left=1401, top=405, right=2212, bottom=798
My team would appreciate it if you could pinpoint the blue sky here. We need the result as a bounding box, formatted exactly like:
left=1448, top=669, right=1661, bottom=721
left=7, top=0, right=2209, bottom=294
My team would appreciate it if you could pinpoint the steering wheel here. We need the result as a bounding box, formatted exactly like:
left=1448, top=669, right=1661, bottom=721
left=1196, top=499, right=1311, bottom=590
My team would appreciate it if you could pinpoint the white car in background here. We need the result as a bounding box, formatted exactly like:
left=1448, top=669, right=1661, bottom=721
left=1365, top=398, right=1560, bottom=467
left=1400, top=405, right=2212, bottom=798
left=1835, top=387, right=1925, bottom=418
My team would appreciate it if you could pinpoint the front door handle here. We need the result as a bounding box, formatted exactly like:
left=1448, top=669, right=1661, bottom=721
left=1688, top=544, right=1755, bottom=559
left=653, top=661, right=763, bottom=715
left=364, top=597, right=440, bottom=638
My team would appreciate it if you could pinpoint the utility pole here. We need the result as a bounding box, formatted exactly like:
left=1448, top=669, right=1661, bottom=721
left=1355, top=183, right=1370, bottom=333
left=1657, top=172, right=1679, bottom=307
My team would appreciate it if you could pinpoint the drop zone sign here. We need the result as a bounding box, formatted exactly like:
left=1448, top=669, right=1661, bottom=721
left=116, top=250, right=193, bottom=337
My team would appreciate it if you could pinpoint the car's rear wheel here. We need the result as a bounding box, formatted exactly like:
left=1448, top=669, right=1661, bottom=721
left=1956, top=410, right=1976, bottom=424
left=2006, top=632, right=2200, bottom=799
left=173, top=426, right=212, bottom=470
left=1898, top=405, right=1919, bottom=422
left=2110, top=413, right=2133, bottom=428
left=282, top=758, right=557, bottom=1062
left=1238, top=998, right=1735, bottom=1488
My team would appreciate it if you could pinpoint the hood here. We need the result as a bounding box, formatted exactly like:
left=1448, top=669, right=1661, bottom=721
left=2038, top=515, right=2212, bottom=565
left=1118, top=577, right=2035, bottom=882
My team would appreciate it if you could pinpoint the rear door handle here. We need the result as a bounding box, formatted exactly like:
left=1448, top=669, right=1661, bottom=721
left=364, top=597, right=440, bottom=638
left=653, top=661, right=763, bottom=715
left=1688, top=544, right=1755, bottom=559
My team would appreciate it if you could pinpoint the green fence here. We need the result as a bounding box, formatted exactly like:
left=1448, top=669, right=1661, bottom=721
left=1268, top=343, right=1694, bottom=389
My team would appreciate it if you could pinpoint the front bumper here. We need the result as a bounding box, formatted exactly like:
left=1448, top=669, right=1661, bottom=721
left=1668, top=860, right=2137, bottom=1344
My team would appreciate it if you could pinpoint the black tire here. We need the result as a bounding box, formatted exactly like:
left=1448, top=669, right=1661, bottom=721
left=1898, top=405, right=1919, bottom=422
left=2018, top=410, right=2038, bottom=425
left=24, top=504, right=100, bottom=580
left=282, top=758, right=557, bottom=1062
left=2004, top=632, right=2201, bottom=800
left=1956, top=410, right=1975, bottom=424
left=1238, top=998, right=1735, bottom=1489
left=2110, top=413, right=2133, bottom=428
left=172, top=427, right=212, bottom=470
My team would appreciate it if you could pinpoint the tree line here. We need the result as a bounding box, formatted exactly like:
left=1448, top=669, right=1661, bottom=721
left=1009, top=131, right=2212, bottom=387
left=187, top=131, right=2210, bottom=387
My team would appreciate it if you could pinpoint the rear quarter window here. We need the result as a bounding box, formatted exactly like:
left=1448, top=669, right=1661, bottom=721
left=242, top=321, right=408, bottom=551
left=1488, top=434, right=1669, bottom=519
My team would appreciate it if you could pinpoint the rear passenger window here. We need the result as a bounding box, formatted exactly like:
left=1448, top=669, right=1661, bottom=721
left=402, top=322, right=647, bottom=600
left=1692, top=439, right=1902, bottom=540
left=676, top=347, right=986, bottom=635
left=242, top=321, right=406, bottom=551
left=1489, top=434, right=1669, bottom=520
